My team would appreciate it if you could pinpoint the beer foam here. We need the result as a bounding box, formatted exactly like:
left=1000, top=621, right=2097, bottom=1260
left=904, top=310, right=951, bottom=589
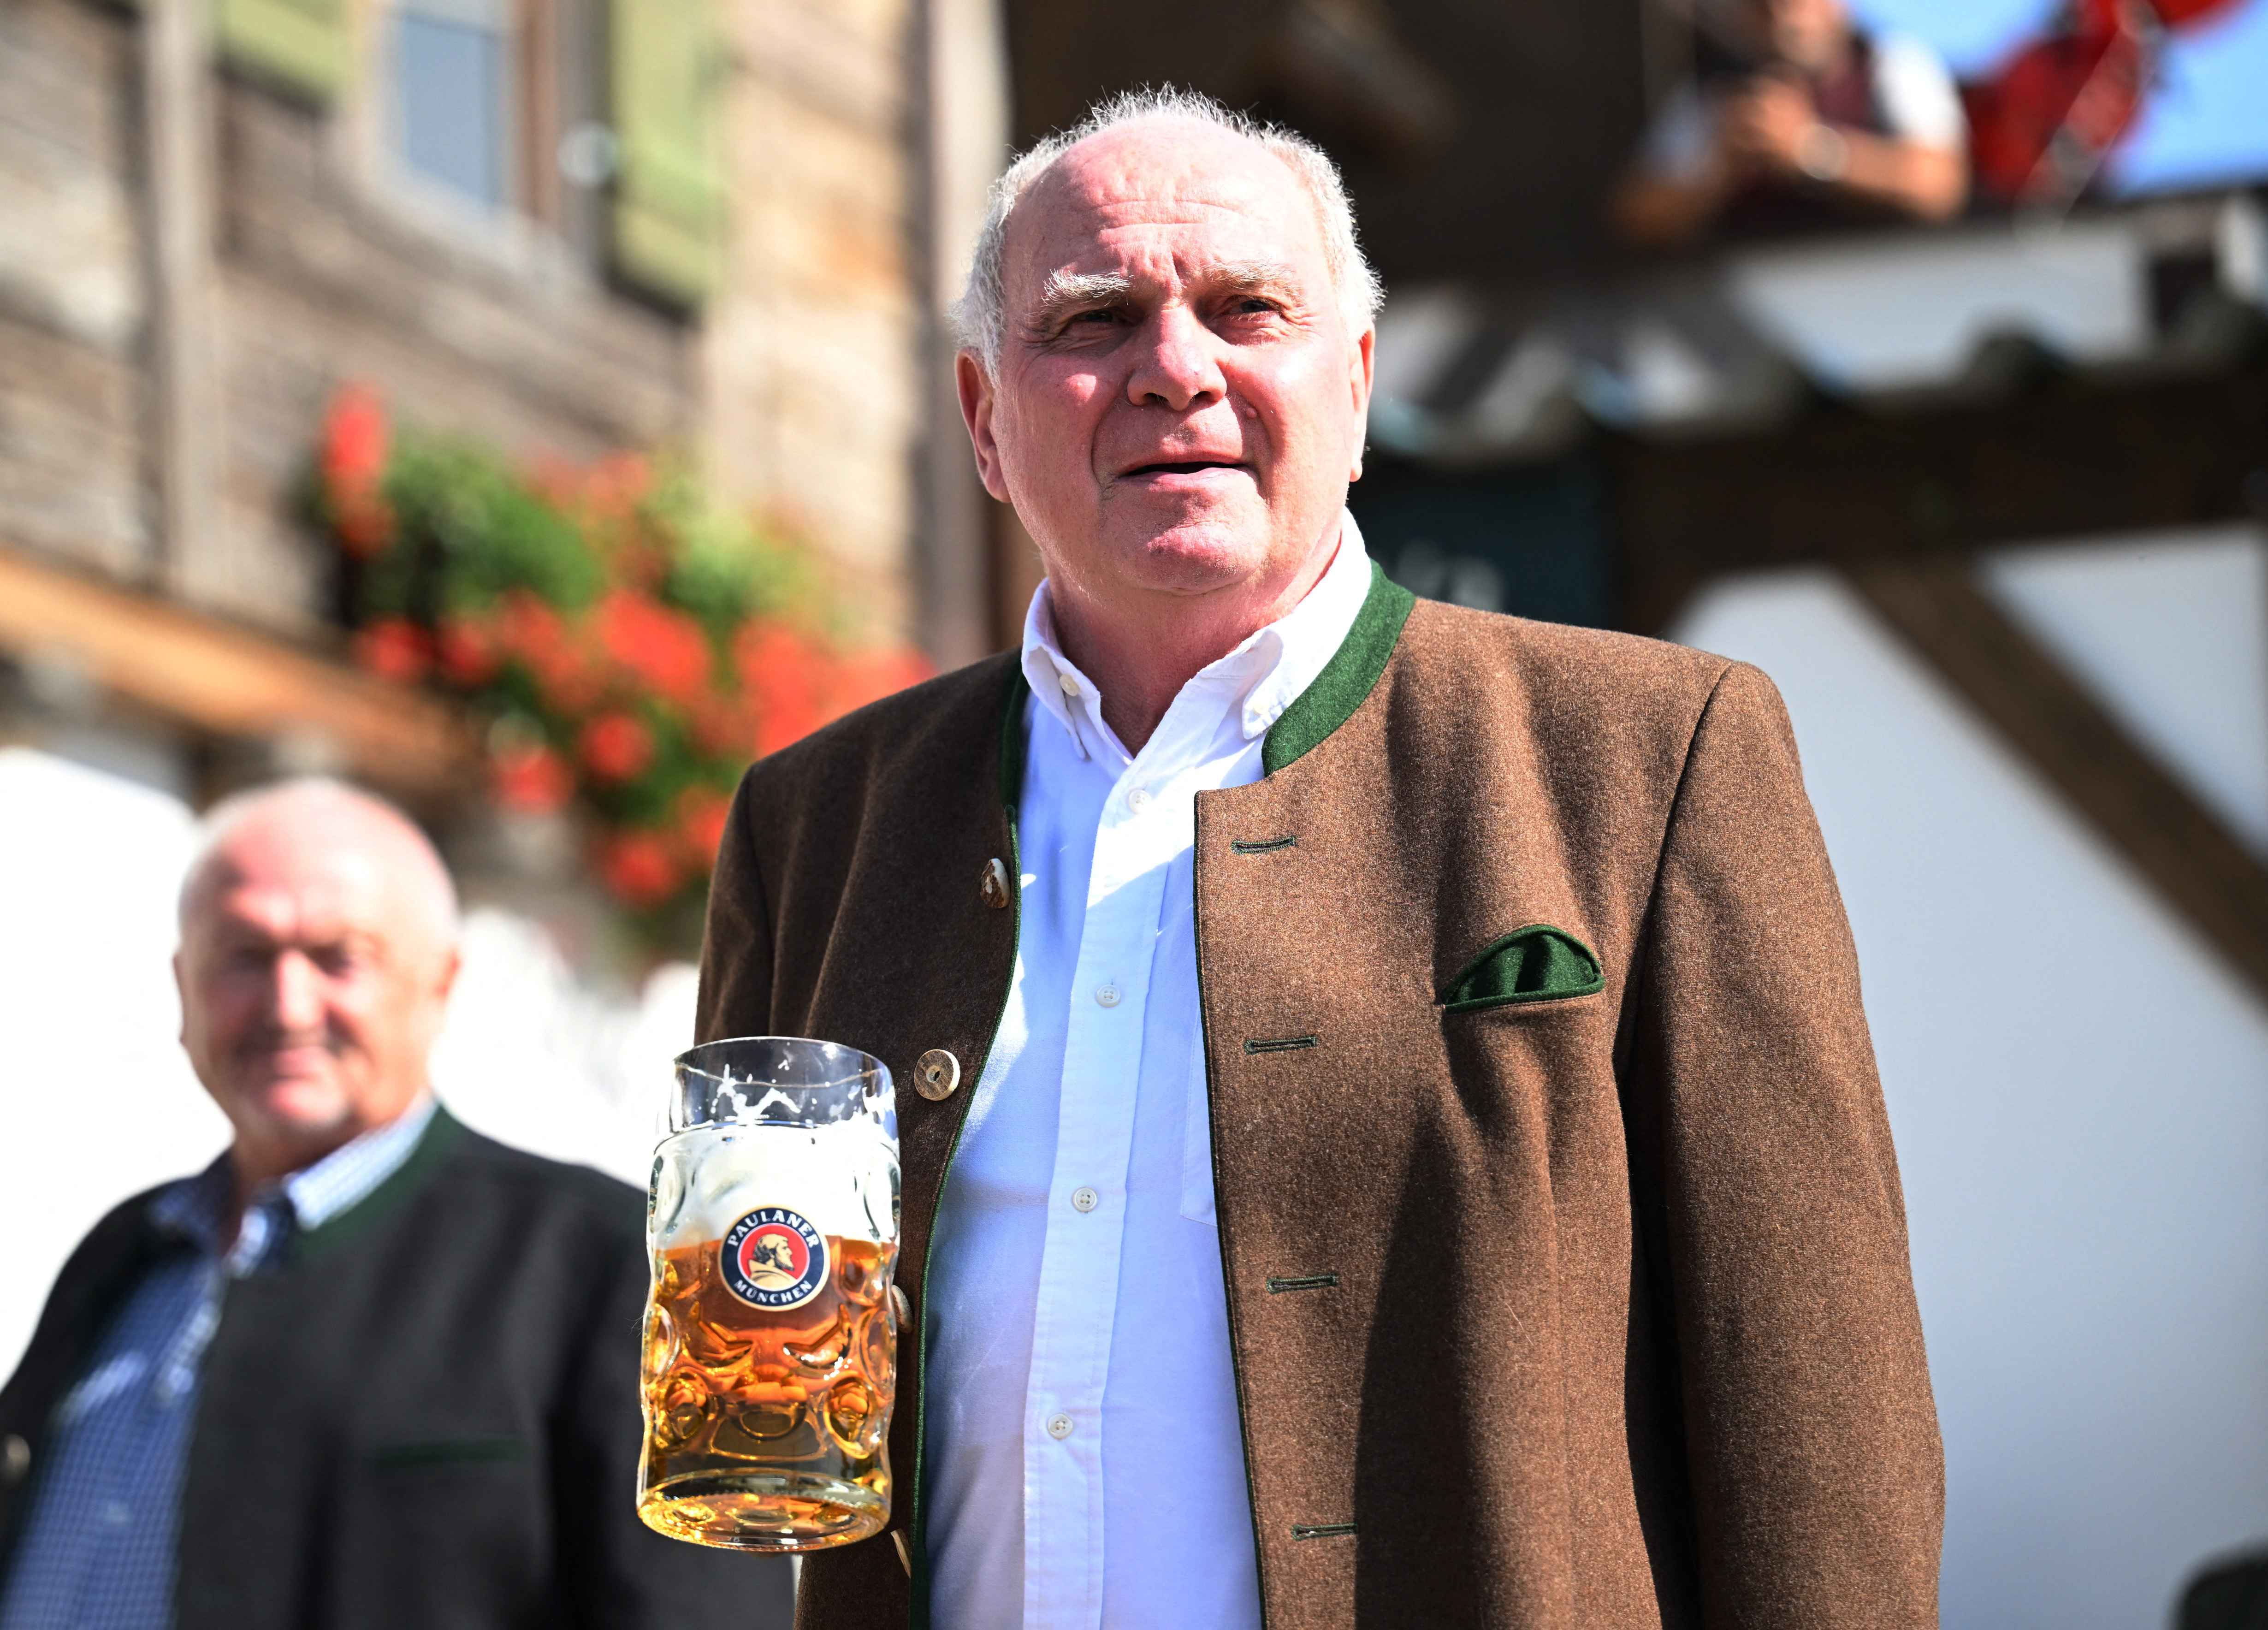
left=652, top=1123, right=898, bottom=1248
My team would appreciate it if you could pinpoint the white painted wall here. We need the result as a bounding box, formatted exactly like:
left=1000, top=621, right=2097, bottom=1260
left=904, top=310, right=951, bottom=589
left=0, top=745, right=692, bottom=1380
left=1982, top=526, right=2268, bottom=854
left=1675, top=531, right=2268, bottom=1630
left=427, top=912, right=691, bottom=1190
left=0, top=749, right=222, bottom=1381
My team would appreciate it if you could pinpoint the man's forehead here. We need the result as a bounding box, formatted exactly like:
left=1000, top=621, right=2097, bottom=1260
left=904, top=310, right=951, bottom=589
left=1011, top=121, right=1323, bottom=277
left=194, top=825, right=399, bottom=933
left=204, top=849, right=380, bottom=926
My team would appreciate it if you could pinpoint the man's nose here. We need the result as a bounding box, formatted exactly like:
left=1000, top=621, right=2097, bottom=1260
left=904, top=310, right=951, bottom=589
left=1125, top=304, right=1226, bottom=412
left=271, top=949, right=324, bottom=1030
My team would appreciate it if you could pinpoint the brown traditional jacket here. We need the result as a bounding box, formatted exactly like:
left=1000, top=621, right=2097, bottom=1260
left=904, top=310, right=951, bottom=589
left=696, top=567, right=1943, bottom=1630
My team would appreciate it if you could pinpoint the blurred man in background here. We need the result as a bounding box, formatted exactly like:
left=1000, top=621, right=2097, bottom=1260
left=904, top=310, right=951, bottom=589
left=0, top=779, right=781, bottom=1630
left=1614, top=0, right=1969, bottom=243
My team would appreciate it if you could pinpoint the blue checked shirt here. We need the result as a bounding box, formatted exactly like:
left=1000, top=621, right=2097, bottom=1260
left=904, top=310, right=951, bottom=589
left=0, top=1097, right=438, bottom=1630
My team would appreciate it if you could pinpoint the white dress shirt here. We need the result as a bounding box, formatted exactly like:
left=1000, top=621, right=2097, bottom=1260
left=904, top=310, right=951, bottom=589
left=921, top=517, right=1375, bottom=1630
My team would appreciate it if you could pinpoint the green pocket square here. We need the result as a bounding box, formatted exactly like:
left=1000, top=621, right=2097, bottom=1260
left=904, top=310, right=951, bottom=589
left=1442, top=925, right=1604, bottom=1013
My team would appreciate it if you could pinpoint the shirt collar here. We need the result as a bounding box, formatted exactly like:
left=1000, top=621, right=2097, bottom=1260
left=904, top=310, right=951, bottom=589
left=282, top=1091, right=437, bottom=1232
left=1019, top=510, right=1377, bottom=765
left=148, top=1155, right=237, bottom=1257
left=149, top=1092, right=438, bottom=1268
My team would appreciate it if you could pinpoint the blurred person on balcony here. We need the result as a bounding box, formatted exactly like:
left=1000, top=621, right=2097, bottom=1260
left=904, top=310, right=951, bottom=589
left=0, top=780, right=782, bottom=1630
left=1613, top=0, right=1970, bottom=245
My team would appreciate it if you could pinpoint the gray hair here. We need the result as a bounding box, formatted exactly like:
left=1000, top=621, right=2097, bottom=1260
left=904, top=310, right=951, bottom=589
left=951, top=87, right=1384, bottom=371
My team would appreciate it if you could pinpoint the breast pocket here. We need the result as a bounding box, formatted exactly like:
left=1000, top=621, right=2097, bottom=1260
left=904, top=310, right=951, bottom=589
left=338, top=1437, right=545, bottom=1626
left=1440, top=924, right=1604, bottom=1015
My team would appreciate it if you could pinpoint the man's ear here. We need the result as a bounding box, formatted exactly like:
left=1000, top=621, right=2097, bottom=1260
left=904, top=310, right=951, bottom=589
left=1348, top=326, right=1375, bottom=482
left=414, top=945, right=463, bottom=1065
left=958, top=352, right=1013, bottom=503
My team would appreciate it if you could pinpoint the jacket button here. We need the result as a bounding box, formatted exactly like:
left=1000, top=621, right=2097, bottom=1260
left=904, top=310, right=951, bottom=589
left=979, top=859, right=1011, bottom=910
left=915, top=1049, right=961, bottom=1101
left=2, top=1434, right=28, bottom=1485
left=890, top=1284, right=912, bottom=1333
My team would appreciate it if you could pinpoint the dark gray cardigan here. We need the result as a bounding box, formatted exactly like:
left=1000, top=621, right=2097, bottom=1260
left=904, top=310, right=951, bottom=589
left=0, top=1108, right=788, bottom=1629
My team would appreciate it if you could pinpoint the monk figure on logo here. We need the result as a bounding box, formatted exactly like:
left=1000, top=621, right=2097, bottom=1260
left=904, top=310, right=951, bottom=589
left=746, top=1234, right=800, bottom=1289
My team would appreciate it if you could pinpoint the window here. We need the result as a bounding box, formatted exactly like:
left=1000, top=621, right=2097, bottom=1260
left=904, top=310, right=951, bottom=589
left=217, top=0, right=724, bottom=304
left=394, top=0, right=513, bottom=209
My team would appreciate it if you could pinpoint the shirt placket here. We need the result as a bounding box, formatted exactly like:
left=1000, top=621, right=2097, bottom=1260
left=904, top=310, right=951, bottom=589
left=1020, top=729, right=1190, bottom=1630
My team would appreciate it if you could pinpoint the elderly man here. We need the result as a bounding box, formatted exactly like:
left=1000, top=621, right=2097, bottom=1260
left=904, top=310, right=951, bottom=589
left=0, top=779, right=783, bottom=1630
left=699, top=90, right=1942, bottom=1628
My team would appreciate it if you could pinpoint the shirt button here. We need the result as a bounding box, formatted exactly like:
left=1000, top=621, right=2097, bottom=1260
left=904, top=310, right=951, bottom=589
left=102, top=1500, right=130, bottom=1526
left=1057, top=673, right=1080, bottom=696
left=1094, top=984, right=1122, bottom=1008
left=1071, top=1186, right=1099, bottom=1213
left=1046, top=1413, right=1075, bottom=1440
left=1126, top=787, right=1153, bottom=812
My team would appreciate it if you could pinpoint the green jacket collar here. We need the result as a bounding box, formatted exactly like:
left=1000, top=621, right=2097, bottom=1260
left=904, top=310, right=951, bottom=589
left=291, top=1103, right=467, bottom=1264
left=994, top=559, right=1416, bottom=800
left=1262, top=560, right=1416, bottom=774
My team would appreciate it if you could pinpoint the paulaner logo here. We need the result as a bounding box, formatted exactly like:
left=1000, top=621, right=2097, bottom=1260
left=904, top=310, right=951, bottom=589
left=721, top=1207, right=828, bottom=1310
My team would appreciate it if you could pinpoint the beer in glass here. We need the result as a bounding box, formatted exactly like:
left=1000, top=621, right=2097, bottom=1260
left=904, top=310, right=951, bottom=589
left=636, top=1036, right=900, bottom=1551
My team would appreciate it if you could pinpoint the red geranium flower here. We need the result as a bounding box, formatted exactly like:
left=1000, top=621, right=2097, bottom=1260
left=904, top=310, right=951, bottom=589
left=578, top=710, right=654, bottom=782
left=582, top=452, right=652, bottom=518
left=597, top=589, right=711, bottom=708
left=734, top=622, right=827, bottom=757
left=322, top=383, right=387, bottom=488
left=689, top=694, right=754, bottom=756
left=320, top=383, right=395, bottom=557
left=436, top=614, right=503, bottom=687
left=352, top=616, right=432, bottom=683
left=493, top=589, right=564, bottom=655
left=597, top=828, right=681, bottom=907
left=830, top=647, right=935, bottom=715
left=491, top=741, right=574, bottom=814
left=495, top=590, right=602, bottom=714
left=522, top=451, right=583, bottom=511
left=674, top=784, right=732, bottom=867
left=533, top=648, right=601, bottom=714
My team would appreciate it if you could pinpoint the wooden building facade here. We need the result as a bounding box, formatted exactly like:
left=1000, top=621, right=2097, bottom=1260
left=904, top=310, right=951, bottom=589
left=0, top=0, right=1010, bottom=805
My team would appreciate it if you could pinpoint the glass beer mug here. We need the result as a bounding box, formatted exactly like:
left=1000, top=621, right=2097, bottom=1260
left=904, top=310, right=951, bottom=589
left=636, top=1037, right=901, bottom=1551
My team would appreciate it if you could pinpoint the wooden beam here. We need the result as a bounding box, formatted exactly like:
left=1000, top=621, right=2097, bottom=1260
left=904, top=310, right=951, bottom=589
left=1617, top=357, right=2268, bottom=634
left=0, top=542, right=476, bottom=807
left=142, top=0, right=227, bottom=597
left=1845, top=553, right=2268, bottom=1005
left=914, top=0, right=1010, bottom=670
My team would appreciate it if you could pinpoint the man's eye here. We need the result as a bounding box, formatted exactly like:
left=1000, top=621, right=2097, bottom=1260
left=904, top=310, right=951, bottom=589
left=1067, top=308, right=1119, bottom=326
left=314, top=945, right=371, bottom=976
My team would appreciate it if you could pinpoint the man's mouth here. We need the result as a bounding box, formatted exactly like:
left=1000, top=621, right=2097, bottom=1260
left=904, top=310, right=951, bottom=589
left=243, top=1038, right=336, bottom=1073
left=1123, top=460, right=1245, bottom=478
